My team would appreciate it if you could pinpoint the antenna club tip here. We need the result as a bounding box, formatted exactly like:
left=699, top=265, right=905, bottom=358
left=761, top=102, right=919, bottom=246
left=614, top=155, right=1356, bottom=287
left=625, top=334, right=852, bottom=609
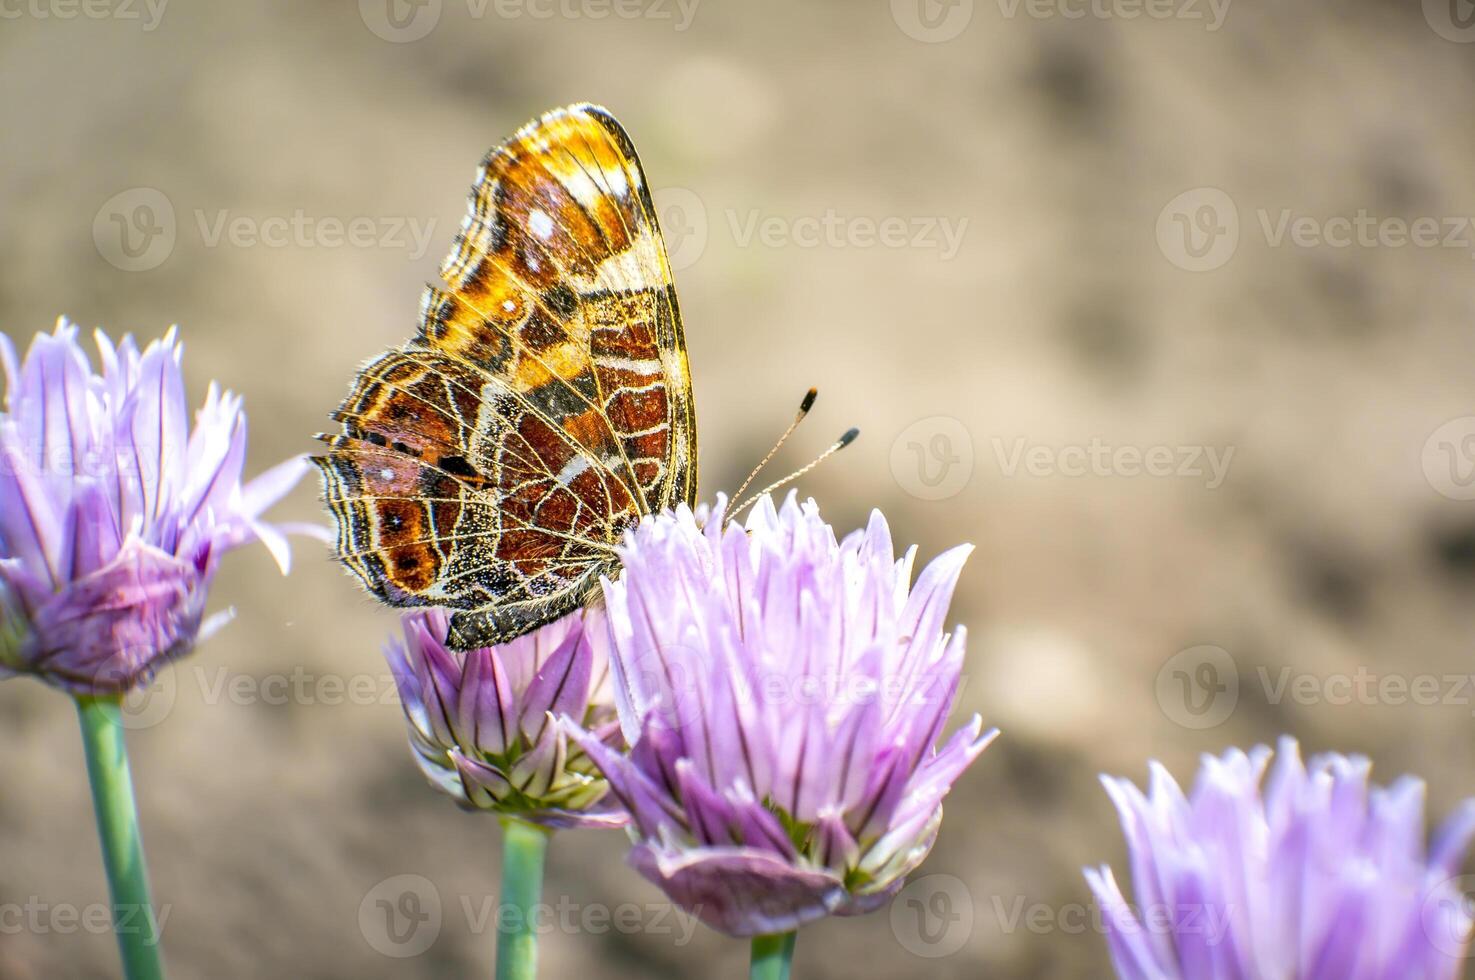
left=798, top=387, right=818, bottom=416
left=838, top=427, right=860, bottom=448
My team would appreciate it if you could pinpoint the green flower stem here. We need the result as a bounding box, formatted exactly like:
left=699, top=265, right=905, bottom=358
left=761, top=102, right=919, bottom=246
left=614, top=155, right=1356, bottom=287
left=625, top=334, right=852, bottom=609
left=749, top=931, right=797, bottom=980
left=496, top=817, right=551, bottom=980
left=75, top=695, right=165, bottom=980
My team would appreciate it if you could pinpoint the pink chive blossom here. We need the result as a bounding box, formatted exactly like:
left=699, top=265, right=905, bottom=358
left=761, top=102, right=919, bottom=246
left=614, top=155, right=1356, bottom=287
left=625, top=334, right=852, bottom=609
left=0, top=319, right=314, bottom=694
left=568, top=493, right=996, bottom=937
left=386, top=607, right=628, bottom=829
left=1087, top=738, right=1475, bottom=980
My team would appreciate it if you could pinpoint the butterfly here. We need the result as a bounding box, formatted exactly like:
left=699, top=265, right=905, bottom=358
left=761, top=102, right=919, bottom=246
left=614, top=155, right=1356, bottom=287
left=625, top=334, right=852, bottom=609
left=314, top=104, right=697, bottom=651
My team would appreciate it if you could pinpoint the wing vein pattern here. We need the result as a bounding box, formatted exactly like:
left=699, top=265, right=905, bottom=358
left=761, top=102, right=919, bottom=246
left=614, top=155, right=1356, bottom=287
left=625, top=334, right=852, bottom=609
left=314, top=103, right=697, bottom=649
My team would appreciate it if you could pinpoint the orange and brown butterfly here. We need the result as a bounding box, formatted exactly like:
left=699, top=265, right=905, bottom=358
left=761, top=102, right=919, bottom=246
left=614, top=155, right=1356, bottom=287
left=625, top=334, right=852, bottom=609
left=313, top=104, right=696, bottom=650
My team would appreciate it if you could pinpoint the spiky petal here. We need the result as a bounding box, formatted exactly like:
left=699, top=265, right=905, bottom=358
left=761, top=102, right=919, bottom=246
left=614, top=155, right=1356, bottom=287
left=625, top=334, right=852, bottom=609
left=0, top=319, right=314, bottom=694
left=1086, top=737, right=1475, bottom=980
left=569, top=493, right=996, bottom=936
left=387, top=607, right=627, bottom=829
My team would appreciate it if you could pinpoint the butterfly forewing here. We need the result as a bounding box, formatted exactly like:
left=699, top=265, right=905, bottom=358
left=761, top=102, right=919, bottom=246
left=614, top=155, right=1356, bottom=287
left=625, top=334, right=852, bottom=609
left=315, top=104, right=697, bottom=649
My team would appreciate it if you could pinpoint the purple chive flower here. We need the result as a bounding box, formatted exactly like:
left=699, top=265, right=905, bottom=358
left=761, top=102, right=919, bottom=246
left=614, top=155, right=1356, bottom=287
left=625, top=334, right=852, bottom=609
left=386, top=607, right=628, bottom=829
left=1086, top=737, right=1475, bottom=980
left=0, top=319, right=313, bottom=694
left=567, top=493, right=996, bottom=937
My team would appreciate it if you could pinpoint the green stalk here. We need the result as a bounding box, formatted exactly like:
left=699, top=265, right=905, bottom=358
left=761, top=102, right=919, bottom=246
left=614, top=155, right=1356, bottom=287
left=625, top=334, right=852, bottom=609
left=495, top=817, right=550, bottom=980
left=749, top=931, right=797, bottom=980
left=75, top=695, right=165, bottom=980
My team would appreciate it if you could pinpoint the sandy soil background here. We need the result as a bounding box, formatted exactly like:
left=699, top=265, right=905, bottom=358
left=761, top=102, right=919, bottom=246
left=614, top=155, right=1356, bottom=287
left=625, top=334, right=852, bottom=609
left=4, top=1, right=1475, bottom=976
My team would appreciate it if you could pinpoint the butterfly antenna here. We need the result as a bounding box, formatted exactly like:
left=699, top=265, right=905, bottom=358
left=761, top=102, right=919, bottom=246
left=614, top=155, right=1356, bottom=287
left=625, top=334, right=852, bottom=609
left=729, top=387, right=818, bottom=507
left=727, top=427, right=860, bottom=523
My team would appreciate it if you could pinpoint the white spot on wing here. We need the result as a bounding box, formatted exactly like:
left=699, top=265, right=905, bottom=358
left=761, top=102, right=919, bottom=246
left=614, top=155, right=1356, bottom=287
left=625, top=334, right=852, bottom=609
left=592, top=238, right=663, bottom=291
left=556, top=455, right=592, bottom=486
left=529, top=209, right=555, bottom=240
left=598, top=356, right=663, bottom=374
left=554, top=168, right=604, bottom=213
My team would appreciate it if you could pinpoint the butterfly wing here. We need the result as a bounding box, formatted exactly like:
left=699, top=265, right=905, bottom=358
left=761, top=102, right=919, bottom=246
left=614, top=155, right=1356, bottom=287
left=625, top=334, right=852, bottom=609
left=315, top=104, right=697, bottom=648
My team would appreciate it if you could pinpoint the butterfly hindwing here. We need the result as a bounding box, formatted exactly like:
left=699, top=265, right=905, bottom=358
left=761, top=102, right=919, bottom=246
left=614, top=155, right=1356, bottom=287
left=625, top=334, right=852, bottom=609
left=315, top=104, right=698, bottom=648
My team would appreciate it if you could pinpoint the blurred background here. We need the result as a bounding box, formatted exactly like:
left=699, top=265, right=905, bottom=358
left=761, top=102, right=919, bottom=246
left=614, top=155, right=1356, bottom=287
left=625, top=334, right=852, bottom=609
left=4, top=1, right=1475, bottom=976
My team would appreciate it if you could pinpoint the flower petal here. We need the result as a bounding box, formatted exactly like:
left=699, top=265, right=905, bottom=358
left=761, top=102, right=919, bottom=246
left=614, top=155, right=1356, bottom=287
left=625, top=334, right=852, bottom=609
left=628, top=843, right=851, bottom=937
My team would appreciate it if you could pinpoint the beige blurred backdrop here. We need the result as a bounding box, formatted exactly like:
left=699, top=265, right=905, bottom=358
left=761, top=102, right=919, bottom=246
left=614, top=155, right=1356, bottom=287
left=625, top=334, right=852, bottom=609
left=5, top=1, right=1475, bottom=977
